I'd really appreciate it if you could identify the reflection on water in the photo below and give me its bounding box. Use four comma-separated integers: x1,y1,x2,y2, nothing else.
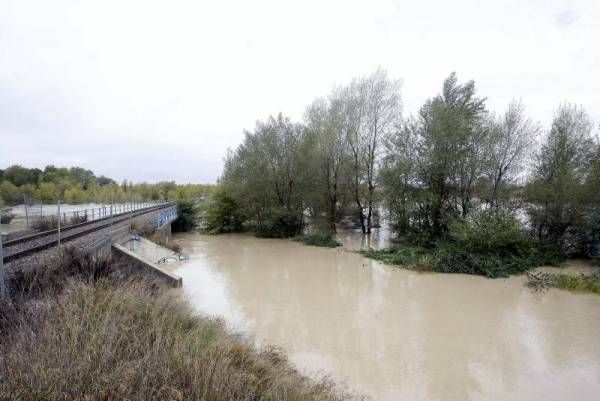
335,227,392,250
172,233,600,401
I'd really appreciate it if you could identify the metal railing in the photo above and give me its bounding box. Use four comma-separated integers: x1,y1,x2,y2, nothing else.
18,199,169,232
156,206,178,228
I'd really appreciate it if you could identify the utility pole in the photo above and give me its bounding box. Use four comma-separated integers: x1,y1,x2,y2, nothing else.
0,209,5,298
110,192,114,236
23,195,29,228
57,200,61,251
129,184,133,232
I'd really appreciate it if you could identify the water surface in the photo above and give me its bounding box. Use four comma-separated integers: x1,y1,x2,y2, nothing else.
172,233,600,401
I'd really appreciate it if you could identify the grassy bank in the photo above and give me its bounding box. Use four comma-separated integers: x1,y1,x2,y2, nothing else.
0,254,357,401
294,234,342,248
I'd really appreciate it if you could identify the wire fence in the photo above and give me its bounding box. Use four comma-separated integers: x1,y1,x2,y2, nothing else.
17,197,168,232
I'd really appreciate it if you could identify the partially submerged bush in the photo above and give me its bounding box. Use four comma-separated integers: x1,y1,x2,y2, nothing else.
172,197,197,232
447,210,530,256
201,187,245,234
295,234,342,248
527,270,600,294
0,209,15,224
361,211,562,278
360,246,429,268
256,211,303,238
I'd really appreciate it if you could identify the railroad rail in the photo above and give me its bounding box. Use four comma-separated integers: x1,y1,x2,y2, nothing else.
2,203,174,264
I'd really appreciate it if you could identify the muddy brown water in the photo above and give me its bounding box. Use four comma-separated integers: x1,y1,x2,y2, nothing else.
172,232,600,401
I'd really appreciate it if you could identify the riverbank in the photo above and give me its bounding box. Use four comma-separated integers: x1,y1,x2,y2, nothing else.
0,252,357,401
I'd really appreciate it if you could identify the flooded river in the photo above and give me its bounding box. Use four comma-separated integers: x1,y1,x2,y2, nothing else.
171,232,600,401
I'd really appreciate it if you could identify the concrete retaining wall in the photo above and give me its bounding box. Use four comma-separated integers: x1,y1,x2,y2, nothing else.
152,222,172,246
111,243,182,287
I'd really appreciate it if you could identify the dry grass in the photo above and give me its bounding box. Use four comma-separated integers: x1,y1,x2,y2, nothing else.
0,256,359,401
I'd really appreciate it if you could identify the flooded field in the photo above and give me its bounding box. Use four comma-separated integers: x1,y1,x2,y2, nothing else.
171,232,600,401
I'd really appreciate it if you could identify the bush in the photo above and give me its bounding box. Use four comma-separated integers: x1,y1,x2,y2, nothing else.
0,180,21,205
295,234,342,248
360,211,562,278
554,272,600,294
447,210,529,256
527,271,600,294
360,246,430,268
31,215,59,231
172,197,197,232
201,187,244,234
429,210,559,278
70,214,88,225
256,211,303,238
0,209,15,224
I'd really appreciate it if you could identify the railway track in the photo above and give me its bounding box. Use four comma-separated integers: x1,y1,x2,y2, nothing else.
2,203,174,264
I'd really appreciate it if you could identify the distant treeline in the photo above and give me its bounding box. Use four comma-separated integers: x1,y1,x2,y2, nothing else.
0,165,213,205
204,69,599,271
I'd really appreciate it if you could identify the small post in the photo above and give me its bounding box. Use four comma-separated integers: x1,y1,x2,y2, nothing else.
110,194,114,235
23,195,29,228
92,208,95,221
57,200,61,251
129,186,133,232
0,209,6,298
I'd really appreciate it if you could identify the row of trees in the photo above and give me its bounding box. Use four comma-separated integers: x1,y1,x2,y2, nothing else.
0,165,213,206
217,69,401,237
213,69,599,256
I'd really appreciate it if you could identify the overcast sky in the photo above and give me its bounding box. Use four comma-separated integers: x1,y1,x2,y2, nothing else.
1,0,598,183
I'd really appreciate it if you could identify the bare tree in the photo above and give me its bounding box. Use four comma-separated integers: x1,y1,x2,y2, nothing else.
344,68,402,234
485,100,539,208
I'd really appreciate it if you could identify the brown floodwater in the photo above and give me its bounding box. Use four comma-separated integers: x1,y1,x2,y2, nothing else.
171,232,600,401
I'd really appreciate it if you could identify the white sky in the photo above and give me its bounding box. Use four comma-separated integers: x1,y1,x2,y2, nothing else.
1,0,598,183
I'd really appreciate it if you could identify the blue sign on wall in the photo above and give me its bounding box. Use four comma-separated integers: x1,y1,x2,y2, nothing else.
156,207,178,228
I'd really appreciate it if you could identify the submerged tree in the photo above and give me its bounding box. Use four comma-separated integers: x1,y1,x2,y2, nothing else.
400,72,487,241
526,104,596,249
221,114,311,237
304,96,351,233
344,68,402,234
483,100,539,208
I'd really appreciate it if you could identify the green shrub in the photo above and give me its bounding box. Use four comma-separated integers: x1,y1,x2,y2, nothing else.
554,273,600,294
172,197,197,232
527,271,600,294
447,210,529,256
31,215,59,231
256,210,303,238
294,234,341,248
201,187,244,234
361,211,562,278
0,209,15,224
360,246,430,268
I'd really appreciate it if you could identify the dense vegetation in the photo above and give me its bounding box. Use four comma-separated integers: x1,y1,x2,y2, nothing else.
0,252,354,401
205,69,599,275
0,164,213,205
294,234,342,248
